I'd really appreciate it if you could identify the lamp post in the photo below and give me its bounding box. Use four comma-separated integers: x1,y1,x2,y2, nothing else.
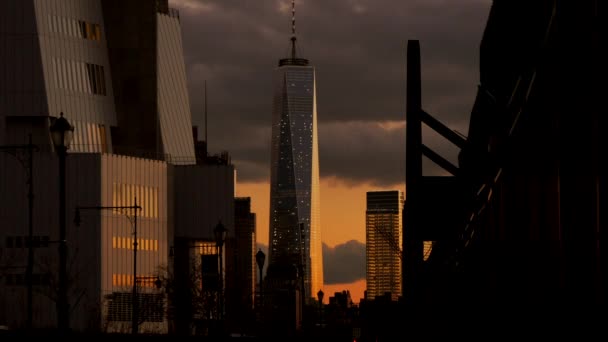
1,134,39,329
50,112,74,333
317,289,324,329
74,198,141,334
213,221,227,326
255,249,265,332
255,249,265,303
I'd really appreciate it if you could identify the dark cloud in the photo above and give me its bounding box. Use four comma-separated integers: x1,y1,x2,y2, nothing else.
173,0,492,184
323,240,366,284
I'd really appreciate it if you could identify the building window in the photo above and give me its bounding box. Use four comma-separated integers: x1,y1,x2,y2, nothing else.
112,183,159,218
86,63,107,96
53,58,107,96
112,237,159,251
78,21,101,41
49,15,103,41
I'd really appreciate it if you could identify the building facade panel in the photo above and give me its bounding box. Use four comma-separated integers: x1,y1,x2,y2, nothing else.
100,154,168,333
0,0,117,151
156,13,196,165
33,0,117,153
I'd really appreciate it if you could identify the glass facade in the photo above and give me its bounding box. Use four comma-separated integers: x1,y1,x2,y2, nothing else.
366,191,404,301
269,63,323,300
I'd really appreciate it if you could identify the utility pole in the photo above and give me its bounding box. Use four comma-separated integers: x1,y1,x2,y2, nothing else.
74,199,141,334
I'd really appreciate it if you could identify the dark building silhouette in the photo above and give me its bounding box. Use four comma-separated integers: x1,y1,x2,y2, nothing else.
358,294,403,342
318,290,359,341
171,144,235,336
225,197,256,334
403,0,606,328
261,262,303,337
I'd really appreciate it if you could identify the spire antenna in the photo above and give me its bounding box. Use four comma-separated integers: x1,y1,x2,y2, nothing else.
278,0,308,66
291,0,297,59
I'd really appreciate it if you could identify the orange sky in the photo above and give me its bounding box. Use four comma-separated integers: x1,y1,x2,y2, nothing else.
236,177,405,304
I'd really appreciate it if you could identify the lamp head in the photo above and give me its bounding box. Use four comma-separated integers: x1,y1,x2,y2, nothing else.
255,249,266,269
49,112,74,154
213,220,227,248
317,289,324,303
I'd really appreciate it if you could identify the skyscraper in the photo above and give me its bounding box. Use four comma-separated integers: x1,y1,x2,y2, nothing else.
268,0,323,300
366,191,404,301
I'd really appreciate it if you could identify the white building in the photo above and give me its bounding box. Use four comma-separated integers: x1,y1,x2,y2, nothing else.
0,0,234,334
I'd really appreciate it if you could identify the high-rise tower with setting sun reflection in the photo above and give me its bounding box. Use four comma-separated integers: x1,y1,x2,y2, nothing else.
268,0,323,301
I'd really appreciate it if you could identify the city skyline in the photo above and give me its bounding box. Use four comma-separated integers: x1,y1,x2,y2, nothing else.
1,0,605,337
172,0,492,301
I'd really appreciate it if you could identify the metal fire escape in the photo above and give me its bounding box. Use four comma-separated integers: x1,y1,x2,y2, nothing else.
445,2,557,270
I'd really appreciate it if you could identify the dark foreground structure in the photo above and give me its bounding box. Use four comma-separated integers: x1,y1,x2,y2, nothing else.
402,0,607,333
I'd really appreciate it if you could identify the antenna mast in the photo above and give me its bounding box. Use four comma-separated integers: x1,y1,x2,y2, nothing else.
278,0,308,66
290,0,297,59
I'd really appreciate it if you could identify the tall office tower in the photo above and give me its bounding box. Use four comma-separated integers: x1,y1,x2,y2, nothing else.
0,0,216,333
268,0,323,300
366,191,404,301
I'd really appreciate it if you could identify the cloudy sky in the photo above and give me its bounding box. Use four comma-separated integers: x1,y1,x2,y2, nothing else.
171,0,492,301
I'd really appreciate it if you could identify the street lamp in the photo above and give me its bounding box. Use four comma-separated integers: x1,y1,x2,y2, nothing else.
317,289,324,328
255,249,265,299
50,112,74,333
213,220,227,325
255,249,265,331
0,134,39,329
74,198,141,334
